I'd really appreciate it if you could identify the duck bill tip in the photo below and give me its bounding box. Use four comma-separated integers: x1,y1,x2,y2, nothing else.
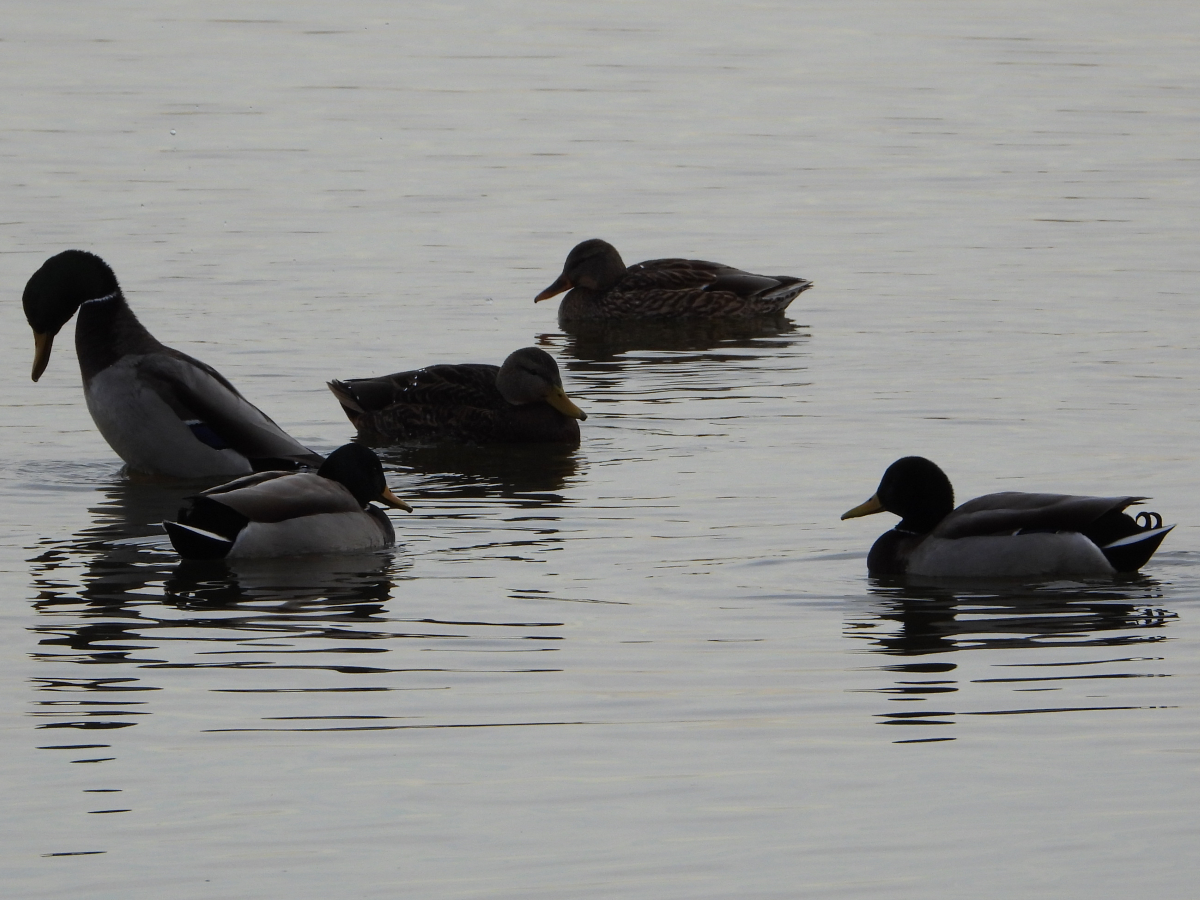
31,331,53,382
381,488,413,512
545,387,586,421
841,494,885,520
534,274,572,303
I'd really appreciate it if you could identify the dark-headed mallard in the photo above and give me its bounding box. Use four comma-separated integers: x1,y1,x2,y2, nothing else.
23,250,323,479
328,347,586,445
164,443,411,559
841,456,1174,578
534,238,812,323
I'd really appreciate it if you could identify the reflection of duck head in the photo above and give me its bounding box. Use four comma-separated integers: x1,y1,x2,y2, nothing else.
848,579,1177,741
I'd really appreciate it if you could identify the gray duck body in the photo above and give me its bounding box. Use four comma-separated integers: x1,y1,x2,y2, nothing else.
23,250,322,479
164,444,410,559
843,457,1173,579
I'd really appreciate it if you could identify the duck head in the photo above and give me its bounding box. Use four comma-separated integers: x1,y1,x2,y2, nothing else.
535,239,627,302
842,456,955,534
318,444,412,511
495,347,587,420
23,250,121,381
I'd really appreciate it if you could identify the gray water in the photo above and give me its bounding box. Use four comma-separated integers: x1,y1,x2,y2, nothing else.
2,2,1199,897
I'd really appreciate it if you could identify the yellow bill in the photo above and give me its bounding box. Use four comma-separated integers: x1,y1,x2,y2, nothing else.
380,488,413,512
841,494,885,520
544,385,587,420
31,331,54,382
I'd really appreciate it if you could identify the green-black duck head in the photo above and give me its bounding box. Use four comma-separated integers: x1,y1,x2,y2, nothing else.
535,239,627,302
842,456,955,535
23,250,121,382
496,347,587,420
319,444,412,511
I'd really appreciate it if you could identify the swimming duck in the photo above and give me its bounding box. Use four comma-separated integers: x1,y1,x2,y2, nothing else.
164,443,411,560
841,456,1174,578
22,250,323,478
534,239,812,323
327,347,587,445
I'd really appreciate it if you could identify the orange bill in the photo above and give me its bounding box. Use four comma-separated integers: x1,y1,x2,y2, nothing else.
31,331,54,382
534,273,572,303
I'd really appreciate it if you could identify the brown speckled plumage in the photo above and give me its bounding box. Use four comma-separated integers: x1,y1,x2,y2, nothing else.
535,239,812,324
328,348,584,446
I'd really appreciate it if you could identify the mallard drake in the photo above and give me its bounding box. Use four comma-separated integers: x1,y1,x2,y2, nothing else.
22,250,323,478
534,238,812,322
841,456,1174,578
163,443,411,560
327,347,587,445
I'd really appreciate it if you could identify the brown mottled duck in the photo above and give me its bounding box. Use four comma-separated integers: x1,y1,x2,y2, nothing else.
534,238,812,323
328,347,586,445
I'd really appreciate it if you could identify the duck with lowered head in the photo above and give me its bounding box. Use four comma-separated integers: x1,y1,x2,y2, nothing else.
22,250,323,478
328,347,587,445
164,443,411,560
535,238,812,324
841,456,1174,578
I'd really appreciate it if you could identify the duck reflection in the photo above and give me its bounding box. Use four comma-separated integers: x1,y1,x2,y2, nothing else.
544,316,804,362
846,578,1176,742
165,553,396,611
372,442,578,501
29,477,191,614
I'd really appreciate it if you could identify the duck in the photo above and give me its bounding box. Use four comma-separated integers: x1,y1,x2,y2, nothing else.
22,250,324,478
534,238,812,323
163,443,411,559
327,347,587,445
841,456,1174,578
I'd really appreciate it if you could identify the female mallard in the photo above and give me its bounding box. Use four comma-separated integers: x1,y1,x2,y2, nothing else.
327,347,587,445
164,443,411,560
841,456,1174,578
534,238,812,323
22,250,323,478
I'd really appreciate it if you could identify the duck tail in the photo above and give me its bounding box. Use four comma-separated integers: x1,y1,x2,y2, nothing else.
164,520,235,560
327,380,365,423
1100,517,1175,573
164,496,249,560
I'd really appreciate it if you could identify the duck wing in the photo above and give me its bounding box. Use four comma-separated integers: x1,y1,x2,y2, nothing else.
933,492,1145,540
609,259,811,316
137,348,324,469
329,364,504,414
200,471,362,522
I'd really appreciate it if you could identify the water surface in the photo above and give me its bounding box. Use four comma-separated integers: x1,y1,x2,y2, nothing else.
2,2,1199,898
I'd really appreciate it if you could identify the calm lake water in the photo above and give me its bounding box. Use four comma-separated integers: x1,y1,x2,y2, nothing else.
2,2,1199,897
